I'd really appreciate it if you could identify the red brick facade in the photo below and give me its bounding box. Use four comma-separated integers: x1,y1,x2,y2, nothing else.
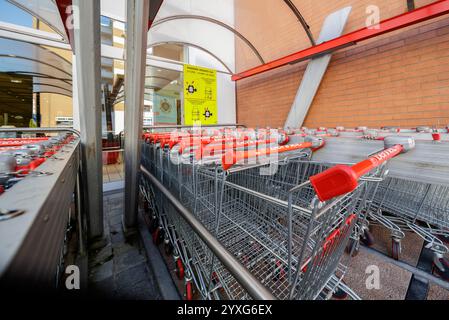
235,0,449,128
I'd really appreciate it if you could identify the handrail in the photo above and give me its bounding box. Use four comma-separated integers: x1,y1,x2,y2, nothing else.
140,165,276,300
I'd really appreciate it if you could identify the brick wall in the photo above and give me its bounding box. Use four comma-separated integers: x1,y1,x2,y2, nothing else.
235,0,449,128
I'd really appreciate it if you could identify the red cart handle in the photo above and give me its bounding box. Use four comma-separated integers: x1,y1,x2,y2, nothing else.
302,213,356,273
310,144,403,202
196,138,276,160
0,137,48,141
221,142,316,171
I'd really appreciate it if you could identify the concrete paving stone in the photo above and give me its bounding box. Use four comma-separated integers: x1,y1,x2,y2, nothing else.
117,279,159,300
112,240,138,257
106,192,124,200
427,283,449,300
89,259,114,283
102,219,111,235
89,243,113,268
111,229,125,245
109,214,122,227
108,201,123,211
113,248,146,274
89,275,116,298
343,248,412,300
108,208,123,218
115,262,150,290
88,191,162,300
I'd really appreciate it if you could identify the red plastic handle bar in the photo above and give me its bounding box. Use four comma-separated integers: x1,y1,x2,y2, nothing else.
0,137,48,141
310,144,403,202
15,158,46,175
221,142,314,171
177,137,215,153
322,214,356,252
0,139,49,147
302,214,356,273
432,133,441,141
196,138,276,160
177,136,255,154
143,132,202,143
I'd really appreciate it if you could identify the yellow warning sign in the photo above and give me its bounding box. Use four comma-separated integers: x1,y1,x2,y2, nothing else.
183,64,217,125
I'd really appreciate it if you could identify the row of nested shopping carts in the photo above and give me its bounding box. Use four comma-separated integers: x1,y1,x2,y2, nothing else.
139,125,449,300
0,133,76,197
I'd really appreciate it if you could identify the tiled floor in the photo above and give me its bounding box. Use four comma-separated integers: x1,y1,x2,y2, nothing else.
88,191,161,299
103,163,124,183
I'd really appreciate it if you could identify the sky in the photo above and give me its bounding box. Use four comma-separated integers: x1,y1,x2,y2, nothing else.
0,0,33,27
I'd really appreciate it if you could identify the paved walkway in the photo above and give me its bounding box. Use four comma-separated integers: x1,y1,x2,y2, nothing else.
87,191,161,299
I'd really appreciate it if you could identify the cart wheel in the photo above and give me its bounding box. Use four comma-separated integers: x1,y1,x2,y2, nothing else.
332,287,348,300
143,200,150,213
164,239,173,255
437,234,449,245
185,281,193,301
432,257,449,281
391,240,401,261
274,260,286,281
345,238,359,257
176,258,185,280
152,227,164,245
211,272,219,285
361,229,375,247
149,218,158,233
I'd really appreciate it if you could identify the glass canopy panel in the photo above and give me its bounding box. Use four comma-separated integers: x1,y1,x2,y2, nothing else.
0,36,72,97
145,66,181,90
156,0,235,27
152,0,316,73
234,0,312,71
0,38,72,77
150,43,185,63
0,0,33,27
32,75,71,96
187,46,230,73
149,19,236,73
7,0,68,41
0,56,71,81
100,0,125,22
33,83,71,96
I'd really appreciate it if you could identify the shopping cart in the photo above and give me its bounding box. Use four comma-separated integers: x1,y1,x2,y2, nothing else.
327,133,449,278
368,174,449,277
140,129,412,299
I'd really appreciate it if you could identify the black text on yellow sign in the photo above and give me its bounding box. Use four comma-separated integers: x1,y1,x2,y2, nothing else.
183,64,217,125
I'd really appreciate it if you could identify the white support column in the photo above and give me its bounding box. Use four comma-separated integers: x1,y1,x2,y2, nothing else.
72,0,104,239
123,0,150,231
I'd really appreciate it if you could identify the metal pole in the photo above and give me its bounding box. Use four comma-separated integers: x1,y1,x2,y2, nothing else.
72,0,104,239
140,166,276,300
124,0,150,231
